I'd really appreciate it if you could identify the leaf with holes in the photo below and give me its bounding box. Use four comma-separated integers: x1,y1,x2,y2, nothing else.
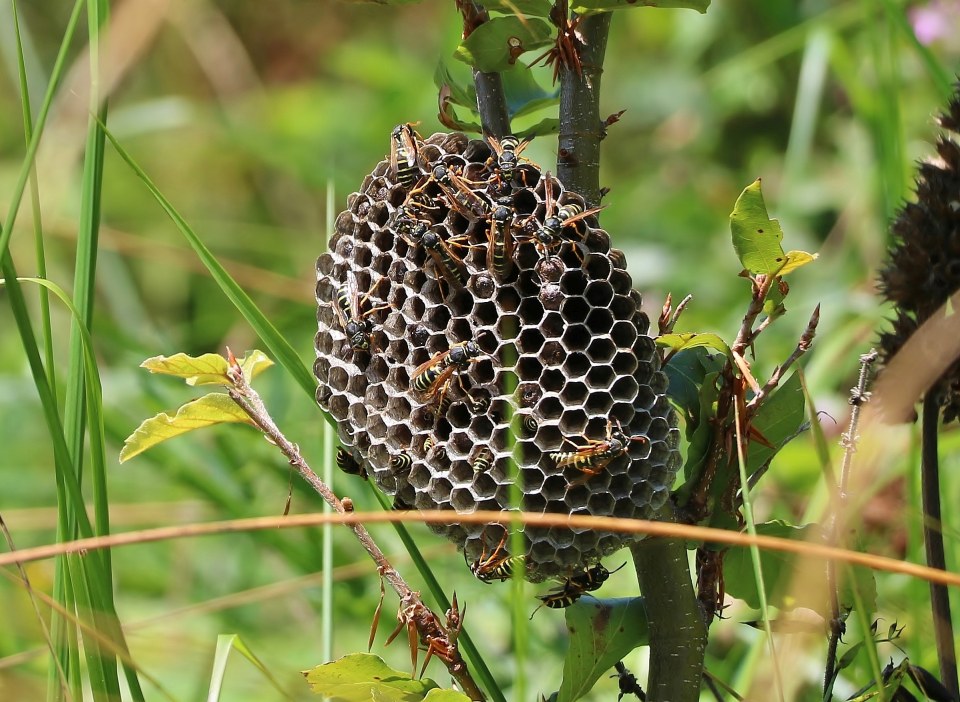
454,16,553,73
555,597,648,702
730,179,817,276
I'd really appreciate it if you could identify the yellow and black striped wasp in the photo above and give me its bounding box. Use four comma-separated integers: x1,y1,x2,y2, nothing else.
486,204,517,280
527,172,603,265
336,446,367,480
411,340,483,412
421,229,469,288
486,134,530,185
334,274,390,352
467,527,526,583
430,163,491,221
550,418,647,484
531,562,625,616
389,122,423,189
471,447,493,475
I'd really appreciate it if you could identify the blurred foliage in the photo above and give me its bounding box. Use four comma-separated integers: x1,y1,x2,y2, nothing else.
1,0,959,700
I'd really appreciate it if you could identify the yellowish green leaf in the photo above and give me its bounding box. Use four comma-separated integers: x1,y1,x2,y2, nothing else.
140,350,273,387
119,393,255,463
141,352,230,386
779,250,818,275
238,349,274,381
302,653,438,701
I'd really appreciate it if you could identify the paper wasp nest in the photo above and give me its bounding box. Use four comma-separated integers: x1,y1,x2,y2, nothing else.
314,131,680,581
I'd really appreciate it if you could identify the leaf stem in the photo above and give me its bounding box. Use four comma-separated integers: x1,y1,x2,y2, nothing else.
921,391,959,699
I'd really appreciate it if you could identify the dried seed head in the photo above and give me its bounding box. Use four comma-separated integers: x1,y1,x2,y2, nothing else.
877,83,960,423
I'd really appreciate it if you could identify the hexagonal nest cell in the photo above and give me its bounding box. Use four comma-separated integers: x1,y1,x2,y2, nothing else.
314,128,680,582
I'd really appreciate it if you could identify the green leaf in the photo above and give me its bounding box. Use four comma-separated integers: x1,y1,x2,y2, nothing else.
302,653,440,701
572,0,710,14
516,118,559,139
119,393,255,463
745,371,805,473
486,0,553,15
657,332,731,358
556,597,648,702
675,369,720,498
434,61,477,109
663,347,725,425
723,522,876,615
454,16,553,73
729,179,817,276
501,63,559,119
422,690,473,702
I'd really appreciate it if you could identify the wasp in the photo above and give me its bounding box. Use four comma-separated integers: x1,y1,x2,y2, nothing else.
334,274,390,352
336,446,367,480
389,452,413,473
486,204,517,280
423,435,447,461
421,229,468,288
466,392,491,415
471,447,493,475
551,419,647,483
568,562,626,592
522,415,539,435
486,134,530,184
468,528,526,583
390,122,423,188
530,562,623,617
528,172,603,264
430,164,491,220
411,340,482,411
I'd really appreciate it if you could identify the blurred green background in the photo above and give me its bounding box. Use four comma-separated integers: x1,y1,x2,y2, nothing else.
1,1,959,699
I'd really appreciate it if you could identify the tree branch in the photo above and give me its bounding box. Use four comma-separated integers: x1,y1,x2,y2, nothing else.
457,0,511,137
631,505,707,702
557,11,611,203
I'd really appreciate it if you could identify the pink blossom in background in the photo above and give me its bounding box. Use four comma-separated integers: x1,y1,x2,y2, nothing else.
909,0,960,46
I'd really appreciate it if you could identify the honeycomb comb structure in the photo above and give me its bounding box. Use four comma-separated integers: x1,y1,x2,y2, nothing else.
314,131,680,581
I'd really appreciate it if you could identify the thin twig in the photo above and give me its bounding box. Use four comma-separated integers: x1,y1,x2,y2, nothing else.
0,513,72,700
731,273,777,356
658,293,693,337
921,392,959,699
822,350,877,700
224,358,485,701
746,304,820,416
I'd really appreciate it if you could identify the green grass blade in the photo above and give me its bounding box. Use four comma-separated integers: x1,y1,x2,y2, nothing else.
102,128,319,401
8,276,148,701
207,634,297,701
12,4,56,390
0,0,85,265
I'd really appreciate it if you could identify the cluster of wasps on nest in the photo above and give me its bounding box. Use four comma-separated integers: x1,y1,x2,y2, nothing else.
324,123,650,611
